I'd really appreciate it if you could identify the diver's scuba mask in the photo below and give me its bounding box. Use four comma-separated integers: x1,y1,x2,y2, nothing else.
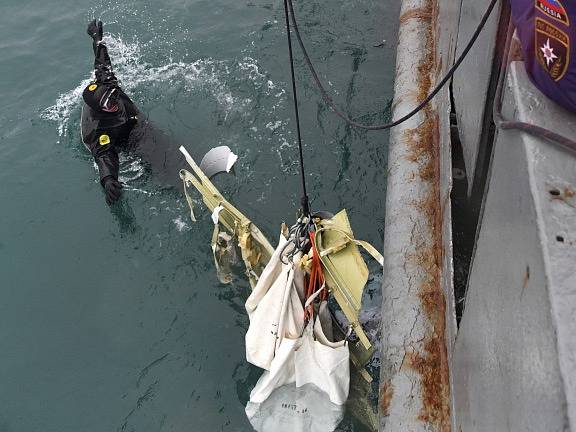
99,88,119,112
82,83,120,113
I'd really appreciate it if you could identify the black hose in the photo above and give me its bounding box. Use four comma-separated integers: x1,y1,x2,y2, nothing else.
287,0,499,130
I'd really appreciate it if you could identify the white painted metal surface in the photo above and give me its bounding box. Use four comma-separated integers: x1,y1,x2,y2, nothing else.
452,61,576,431
436,0,462,374
452,0,501,193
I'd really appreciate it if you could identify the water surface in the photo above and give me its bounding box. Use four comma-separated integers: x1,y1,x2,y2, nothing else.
0,0,399,430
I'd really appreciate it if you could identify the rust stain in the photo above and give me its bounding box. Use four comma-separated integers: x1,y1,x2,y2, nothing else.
510,38,524,61
399,6,433,24
550,186,576,209
521,265,530,298
398,0,451,430
523,265,530,290
379,380,394,417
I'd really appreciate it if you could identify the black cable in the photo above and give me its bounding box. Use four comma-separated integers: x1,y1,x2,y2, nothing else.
499,122,576,150
283,0,311,215
287,0,499,130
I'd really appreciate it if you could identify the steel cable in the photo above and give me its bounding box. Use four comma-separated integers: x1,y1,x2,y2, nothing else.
287,0,500,130
283,0,311,216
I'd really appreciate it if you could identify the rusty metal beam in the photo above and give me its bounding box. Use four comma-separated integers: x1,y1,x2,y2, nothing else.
379,0,459,430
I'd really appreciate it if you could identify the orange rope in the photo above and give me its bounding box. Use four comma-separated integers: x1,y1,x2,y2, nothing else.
304,231,326,322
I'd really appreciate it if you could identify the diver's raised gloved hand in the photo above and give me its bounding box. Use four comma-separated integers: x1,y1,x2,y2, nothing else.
102,176,122,205
87,19,103,42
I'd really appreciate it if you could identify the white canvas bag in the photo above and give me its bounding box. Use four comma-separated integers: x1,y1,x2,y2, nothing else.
245,234,304,370
248,264,305,403
249,300,349,406
294,301,350,405
245,383,345,432
245,235,350,430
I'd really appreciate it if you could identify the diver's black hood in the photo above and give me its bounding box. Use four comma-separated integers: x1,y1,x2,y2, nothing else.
82,82,115,111
82,82,137,129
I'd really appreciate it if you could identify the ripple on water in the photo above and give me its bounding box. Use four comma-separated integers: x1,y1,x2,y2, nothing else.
32,1,394,429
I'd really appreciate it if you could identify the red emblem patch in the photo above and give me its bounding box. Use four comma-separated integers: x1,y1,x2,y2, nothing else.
535,0,570,26
535,18,570,81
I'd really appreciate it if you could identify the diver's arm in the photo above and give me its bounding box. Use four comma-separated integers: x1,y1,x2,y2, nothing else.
84,131,120,183
93,44,118,85
93,143,120,185
93,42,113,71
91,141,122,205
87,20,117,85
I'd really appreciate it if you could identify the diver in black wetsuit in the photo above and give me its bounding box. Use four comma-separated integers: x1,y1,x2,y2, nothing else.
82,20,139,205
81,20,188,205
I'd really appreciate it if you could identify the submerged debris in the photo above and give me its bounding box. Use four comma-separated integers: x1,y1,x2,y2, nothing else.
178,145,384,431
199,145,238,179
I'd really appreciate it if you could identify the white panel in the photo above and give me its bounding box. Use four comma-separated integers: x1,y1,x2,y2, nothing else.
452,0,501,193
452,62,576,431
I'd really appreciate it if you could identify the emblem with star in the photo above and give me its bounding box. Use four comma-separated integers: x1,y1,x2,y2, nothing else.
540,38,558,66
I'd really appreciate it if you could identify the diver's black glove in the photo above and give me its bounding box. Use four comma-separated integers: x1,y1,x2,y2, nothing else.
87,19,104,42
102,176,122,205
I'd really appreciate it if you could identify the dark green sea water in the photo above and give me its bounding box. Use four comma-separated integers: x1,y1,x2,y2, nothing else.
0,0,398,430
